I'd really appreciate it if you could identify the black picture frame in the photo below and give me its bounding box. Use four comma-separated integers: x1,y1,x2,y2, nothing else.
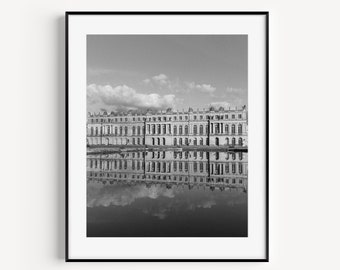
65,11,269,262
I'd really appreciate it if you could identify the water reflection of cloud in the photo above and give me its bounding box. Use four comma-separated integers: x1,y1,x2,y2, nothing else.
88,182,247,220
87,182,176,208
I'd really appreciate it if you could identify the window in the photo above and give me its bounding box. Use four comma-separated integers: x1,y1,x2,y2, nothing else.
162,138,166,145
132,138,135,145
173,126,177,135
185,125,188,135
200,162,204,172
115,127,118,135
238,137,243,146
194,138,197,145
132,126,136,135
174,116,177,121
238,114,242,119
238,124,243,135
199,125,203,135
232,114,235,119
231,124,236,135
137,138,140,145
225,124,229,134
193,162,197,172
179,116,182,120
119,126,123,135
185,138,189,145
193,125,197,135
124,126,128,135
200,138,203,145
137,126,141,135
193,115,197,120
179,126,183,135
179,138,183,145
157,138,160,145
239,163,243,174
200,115,203,120
232,137,236,146
174,138,177,145
225,163,229,173
163,124,166,134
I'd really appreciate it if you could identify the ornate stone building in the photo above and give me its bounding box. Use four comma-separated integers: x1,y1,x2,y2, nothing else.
87,106,248,147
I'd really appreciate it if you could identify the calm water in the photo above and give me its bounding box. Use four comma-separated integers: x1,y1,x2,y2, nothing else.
87,150,248,237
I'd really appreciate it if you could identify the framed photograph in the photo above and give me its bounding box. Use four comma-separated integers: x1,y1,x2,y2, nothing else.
66,11,269,261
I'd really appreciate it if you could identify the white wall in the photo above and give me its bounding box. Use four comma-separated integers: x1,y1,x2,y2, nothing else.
1,0,340,269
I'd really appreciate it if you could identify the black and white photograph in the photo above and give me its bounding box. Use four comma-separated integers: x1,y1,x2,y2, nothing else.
86,35,248,237
66,12,268,261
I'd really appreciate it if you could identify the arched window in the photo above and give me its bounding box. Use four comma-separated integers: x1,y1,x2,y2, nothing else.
193,125,197,135
174,138,177,145
157,124,161,134
225,124,229,134
152,138,155,145
137,138,140,145
179,138,183,145
137,126,141,135
162,138,166,145
238,137,243,146
232,137,236,146
225,137,229,145
194,138,197,145
119,126,122,135
185,138,189,145
115,127,118,135
107,126,110,134
206,138,209,145
91,127,94,135
200,138,203,145
132,126,136,135
174,126,177,135
125,126,128,135
95,127,98,135
185,125,188,135
152,124,156,134
231,124,235,135
199,125,203,135
163,124,166,134
157,138,160,145
132,138,135,145
238,124,242,135
215,137,219,146
179,126,183,135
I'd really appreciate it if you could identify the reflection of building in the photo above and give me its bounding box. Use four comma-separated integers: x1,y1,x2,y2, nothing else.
87,106,248,147
87,151,248,191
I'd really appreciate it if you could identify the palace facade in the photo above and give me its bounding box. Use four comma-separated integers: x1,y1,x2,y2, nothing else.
87,106,248,147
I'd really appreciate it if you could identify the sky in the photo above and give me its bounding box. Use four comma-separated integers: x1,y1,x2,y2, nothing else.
87,35,247,113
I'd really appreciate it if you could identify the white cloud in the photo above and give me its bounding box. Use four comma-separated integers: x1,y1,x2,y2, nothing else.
87,84,176,112
151,74,168,85
186,81,216,94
